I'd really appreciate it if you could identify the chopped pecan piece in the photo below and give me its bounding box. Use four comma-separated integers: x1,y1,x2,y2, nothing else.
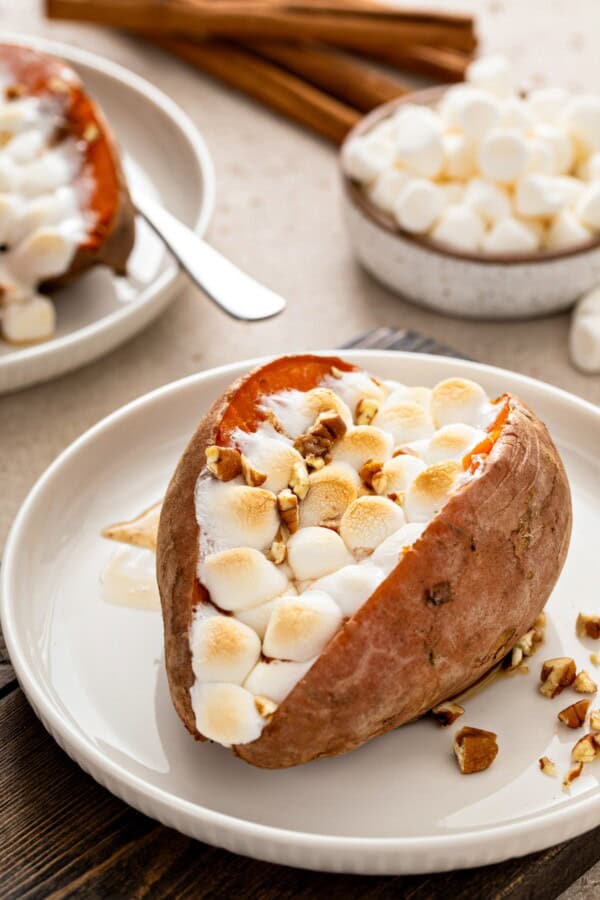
355,397,379,425
572,732,600,764
293,411,346,462
359,459,383,490
277,489,299,534
254,695,278,719
205,445,242,481
288,459,309,499
590,710,600,732
574,670,598,694
562,762,583,791
539,657,577,698
558,699,591,729
577,613,600,640
241,455,267,487
431,701,464,726
453,726,498,774
267,530,287,565
538,756,558,777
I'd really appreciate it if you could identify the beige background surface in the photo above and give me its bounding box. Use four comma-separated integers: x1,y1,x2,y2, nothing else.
0,1,599,894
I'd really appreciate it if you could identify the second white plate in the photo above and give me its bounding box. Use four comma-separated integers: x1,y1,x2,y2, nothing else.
2,351,600,874
0,32,215,394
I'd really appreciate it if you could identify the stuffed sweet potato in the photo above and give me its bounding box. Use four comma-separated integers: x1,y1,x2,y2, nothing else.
157,354,572,768
0,43,134,344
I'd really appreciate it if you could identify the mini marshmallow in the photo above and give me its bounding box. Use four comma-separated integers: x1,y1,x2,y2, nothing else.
199,547,288,611
555,176,585,208
244,658,315,703
393,105,444,177
0,97,41,132
190,615,261,684
442,132,475,180
448,87,501,140
478,128,530,183
11,227,75,282
431,378,492,428
530,123,574,175
371,522,427,573
263,590,343,662
374,400,435,444
441,181,466,205
304,387,354,429
299,462,359,528
546,209,592,250
340,496,405,558
5,129,48,164
235,590,295,640
577,152,600,182
430,204,485,253
287,527,353,581
463,177,511,225
525,137,555,175
425,424,485,465
500,97,535,132
323,370,386,411
569,286,600,373
482,217,540,254
311,564,384,617
466,54,513,98
383,385,432,410
1,294,55,344
576,182,600,229
404,460,461,523
342,134,395,183
19,146,80,196
561,95,600,153
528,87,570,123
371,453,426,496
190,682,264,746
195,480,280,551
233,427,302,494
515,174,565,217
330,425,392,471
393,179,444,234
368,168,411,214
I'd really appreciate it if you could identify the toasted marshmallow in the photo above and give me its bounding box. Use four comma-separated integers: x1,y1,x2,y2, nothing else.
235,588,296,639
463,178,511,226
371,523,427,573
393,178,444,234
528,87,570,123
478,128,530,183
190,614,261,684
261,387,353,438
569,287,600,373
393,105,444,178
482,217,540,254
577,182,600,229
466,54,513,98
430,204,485,253
442,132,475,180
383,385,432,410
530,123,574,175
425,424,485,465
577,152,600,182
404,460,461,522
342,134,395,183
312,564,384,617
299,462,359,528
561,95,600,153
323,370,386,412
330,425,392,471
263,590,343,661
1,295,55,344
190,682,265,746
546,210,592,250
340,496,405,558
431,378,492,428
372,453,426,496
374,401,435,444
368,168,411,214
287,527,353,581
199,547,288,611
195,479,279,552
515,174,565,217
233,427,303,494
244,658,315,703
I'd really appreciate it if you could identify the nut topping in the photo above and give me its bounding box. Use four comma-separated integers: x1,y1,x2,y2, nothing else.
539,657,577,698
267,529,288,565
83,122,100,143
506,626,542,670
293,411,347,462
538,756,558,778
590,710,600,732
431,701,464,726
574,670,598,694
355,397,379,425
453,726,498,774
577,613,600,640
277,489,300,534
572,732,600,764
330,366,344,379
558,698,591,729
359,459,383,490
5,83,26,100
254,695,278,719
241,454,267,487
289,459,310,499
592,653,600,667
563,762,584,791
205,445,243,481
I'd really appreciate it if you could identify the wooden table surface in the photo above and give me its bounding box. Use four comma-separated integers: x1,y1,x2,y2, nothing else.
2,1,600,897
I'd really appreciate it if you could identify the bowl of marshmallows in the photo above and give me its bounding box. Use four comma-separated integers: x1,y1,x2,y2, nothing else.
341,55,600,320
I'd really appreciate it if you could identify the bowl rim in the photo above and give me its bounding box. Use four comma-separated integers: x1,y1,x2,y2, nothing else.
340,86,600,266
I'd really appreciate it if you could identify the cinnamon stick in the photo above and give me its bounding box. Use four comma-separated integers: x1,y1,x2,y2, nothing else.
250,41,407,111
46,0,477,55
152,37,360,144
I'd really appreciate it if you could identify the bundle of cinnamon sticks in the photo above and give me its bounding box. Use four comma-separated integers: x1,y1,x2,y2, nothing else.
46,0,478,143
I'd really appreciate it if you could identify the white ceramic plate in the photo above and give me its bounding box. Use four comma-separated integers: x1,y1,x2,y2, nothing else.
0,33,215,394
2,351,600,875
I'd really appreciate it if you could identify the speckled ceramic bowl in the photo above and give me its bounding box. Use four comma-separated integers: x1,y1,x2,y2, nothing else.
341,89,600,320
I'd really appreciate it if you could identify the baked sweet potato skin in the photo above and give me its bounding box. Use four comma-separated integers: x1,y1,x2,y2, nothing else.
0,43,134,282
157,356,572,767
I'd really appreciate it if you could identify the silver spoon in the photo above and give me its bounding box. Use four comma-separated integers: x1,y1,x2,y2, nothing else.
131,188,286,322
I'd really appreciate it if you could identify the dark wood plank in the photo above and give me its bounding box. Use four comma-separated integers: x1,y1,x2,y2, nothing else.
0,626,16,692
1,686,600,900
